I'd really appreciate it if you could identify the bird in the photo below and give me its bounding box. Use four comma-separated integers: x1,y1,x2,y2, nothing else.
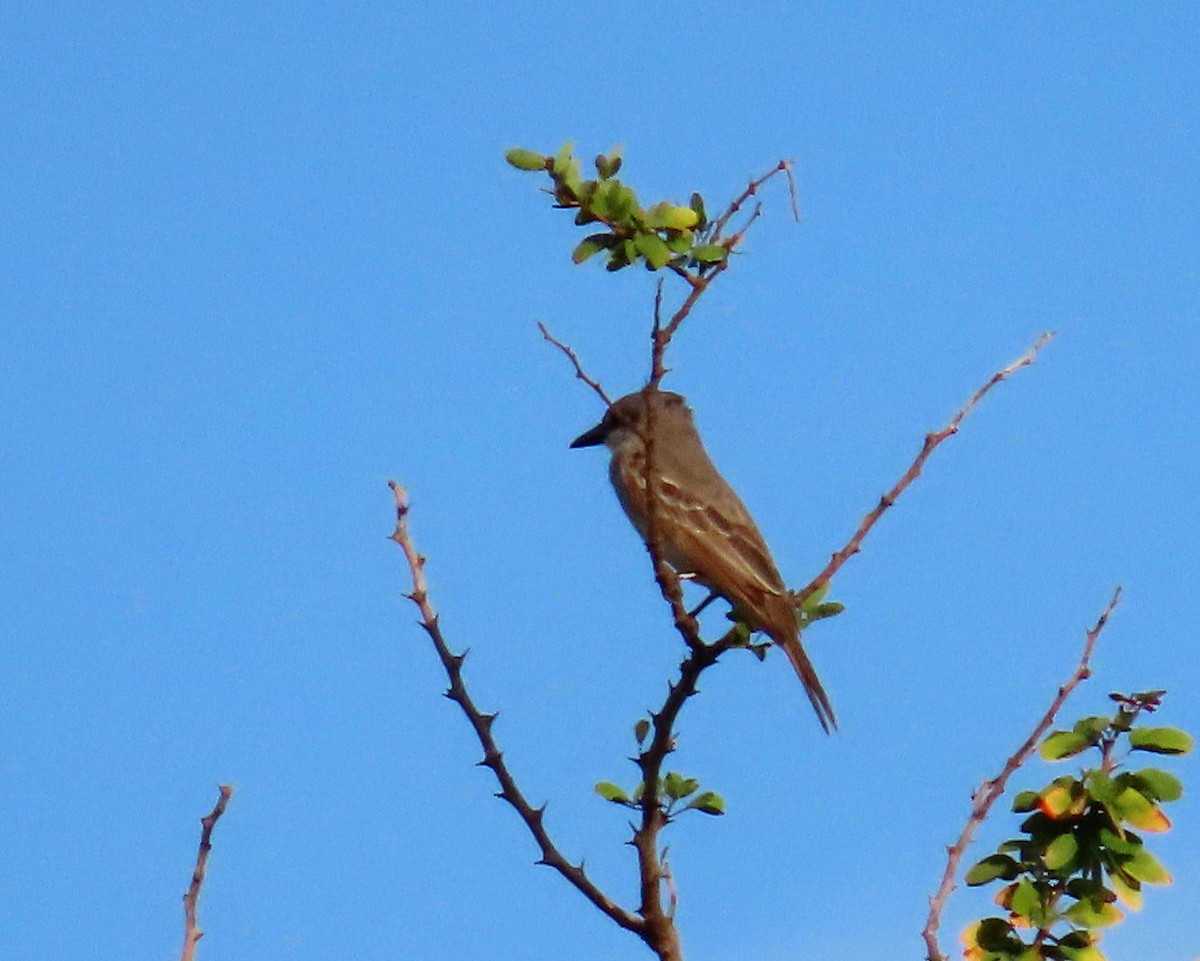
570,388,836,731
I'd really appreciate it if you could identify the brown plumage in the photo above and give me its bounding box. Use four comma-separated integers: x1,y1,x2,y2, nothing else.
571,389,836,732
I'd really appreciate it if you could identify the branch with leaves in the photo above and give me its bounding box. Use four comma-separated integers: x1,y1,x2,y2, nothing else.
958,687,1191,961
922,589,1120,960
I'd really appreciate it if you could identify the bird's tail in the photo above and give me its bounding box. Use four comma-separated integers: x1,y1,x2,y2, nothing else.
778,633,837,733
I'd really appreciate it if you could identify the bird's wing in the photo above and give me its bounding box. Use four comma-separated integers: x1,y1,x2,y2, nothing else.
653,471,786,602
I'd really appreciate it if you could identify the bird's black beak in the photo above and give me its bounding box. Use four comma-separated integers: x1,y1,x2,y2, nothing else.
570,420,608,449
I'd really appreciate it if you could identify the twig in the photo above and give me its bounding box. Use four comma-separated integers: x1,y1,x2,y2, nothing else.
180,785,233,961
538,321,613,406
795,332,1055,605
388,482,643,938
710,160,796,237
649,162,792,387
921,586,1123,961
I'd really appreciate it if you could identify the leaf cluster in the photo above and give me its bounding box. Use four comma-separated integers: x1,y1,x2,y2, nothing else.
594,717,726,820
595,774,726,819
963,692,1192,961
505,144,728,273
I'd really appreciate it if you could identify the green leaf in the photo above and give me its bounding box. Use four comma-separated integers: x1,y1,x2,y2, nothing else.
1058,930,1098,949
1008,878,1043,922
692,243,728,263
663,772,699,800
665,230,693,254
505,147,548,171
552,142,576,175
1064,877,1110,902
1064,897,1123,928
594,148,623,180
799,581,829,608
1128,726,1194,755
661,205,699,230
634,719,651,745
1130,767,1183,803
1040,730,1092,761
1073,715,1111,739
1113,786,1171,832
607,183,638,222
1098,827,1139,856
634,231,671,270
965,853,1020,885
595,781,630,804
1121,846,1172,884
572,233,613,264
1012,790,1040,813
1086,770,1118,806
689,191,707,227
1044,832,1079,871
970,917,1020,952
686,791,725,815
1038,783,1082,818
1110,872,1143,910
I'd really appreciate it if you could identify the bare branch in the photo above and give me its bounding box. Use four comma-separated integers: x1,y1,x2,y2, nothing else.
538,321,613,406
922,586,1123,961
388,482,643,937
796,332,1055,605
179,785,233,961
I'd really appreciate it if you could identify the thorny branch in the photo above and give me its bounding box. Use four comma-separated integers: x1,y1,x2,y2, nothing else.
921,586,1123,961
795,331,1055,606
388,483,644,940
179,784,233,961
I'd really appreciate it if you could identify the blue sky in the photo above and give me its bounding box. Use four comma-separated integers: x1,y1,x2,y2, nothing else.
2,4,1197,959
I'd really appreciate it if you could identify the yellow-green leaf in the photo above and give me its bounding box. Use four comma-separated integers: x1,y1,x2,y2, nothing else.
1045,833,1079,870
505,147,547,171
1122,846,1172,885
1129,726,1194,755
1114,787,1171,832
1064,898,1123,928
1041,730,1091,760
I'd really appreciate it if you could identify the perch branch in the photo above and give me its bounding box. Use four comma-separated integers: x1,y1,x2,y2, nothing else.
179,784,233,961
796,331,1055,605
921,586,1123,961
388,482,643,937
